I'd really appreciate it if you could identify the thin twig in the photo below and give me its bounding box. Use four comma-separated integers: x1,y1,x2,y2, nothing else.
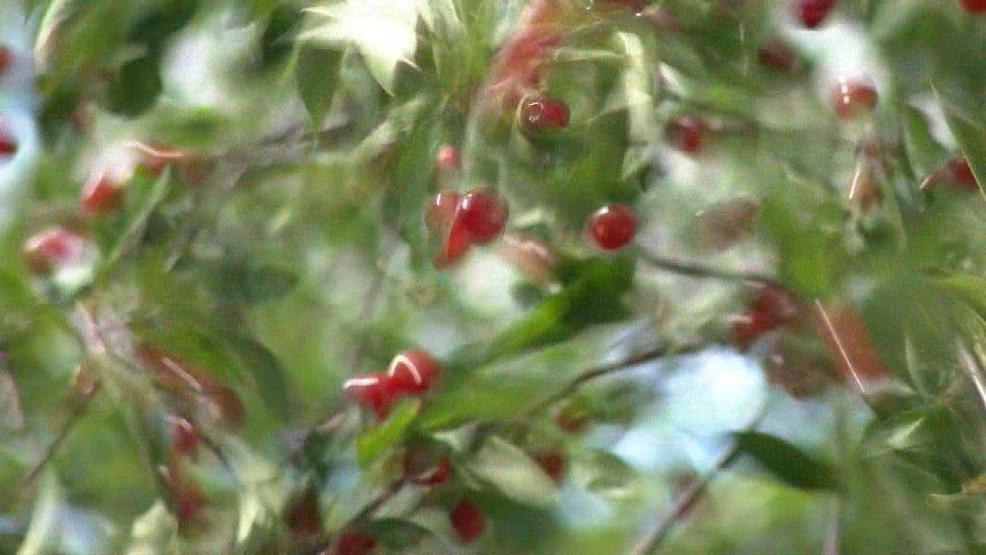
631,441,742,555
310,477,407,554
23,389,99,486
637,247,778,286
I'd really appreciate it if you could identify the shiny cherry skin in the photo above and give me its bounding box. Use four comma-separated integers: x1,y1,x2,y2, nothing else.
588,203,636,251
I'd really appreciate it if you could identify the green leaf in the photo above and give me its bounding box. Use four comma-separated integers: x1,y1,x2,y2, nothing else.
207,260,299,305
259,5,302,70
364,518,431,548
734,431,838,491
356,399,420,468
103,48,164,116
296,45,343,125
226,335,292,420
466,436,559,507
301,0,419,94
934,83,986,198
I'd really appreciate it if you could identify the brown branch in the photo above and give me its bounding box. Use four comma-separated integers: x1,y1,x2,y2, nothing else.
631,441,742,555
637,247,778,286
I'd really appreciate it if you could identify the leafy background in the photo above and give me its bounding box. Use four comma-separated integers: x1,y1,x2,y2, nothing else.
0,0,985,553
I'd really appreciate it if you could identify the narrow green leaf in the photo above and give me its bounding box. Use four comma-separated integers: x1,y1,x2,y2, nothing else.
466,436,559,507
296,45,343,125
734,431,837,490
934,83,986,198
356,399,420,468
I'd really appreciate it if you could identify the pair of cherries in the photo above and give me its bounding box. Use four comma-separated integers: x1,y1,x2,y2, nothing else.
343,350,441,418
428,189,509,267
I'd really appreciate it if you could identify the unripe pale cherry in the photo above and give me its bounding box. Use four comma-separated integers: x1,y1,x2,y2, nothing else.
795,0,836,28
521,96,570,130
23,227,87,273
960,0,986,13
80,174,122,216
386,349,441,395
830,78,878,119
588,203,636,251
665,115,708,154
436,145,460,170
449,499,486,542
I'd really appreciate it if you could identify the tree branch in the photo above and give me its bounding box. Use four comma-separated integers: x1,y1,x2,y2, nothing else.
637,247,779,286
23,385,99,486
631,440,742,555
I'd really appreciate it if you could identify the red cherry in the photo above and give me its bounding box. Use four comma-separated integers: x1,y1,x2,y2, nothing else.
731,309,778,349
521,96,570,130
436,145,460,170
80,174,122,215
205,385,246,427
171,417,199,457
588,203,636,251
535,451,566,484
830,78,878,119
665,115,707,154
333,531,377,555
285,487,323,538
757,39,798,72
175,488,205,526
343,372,395,419
457,189,508,245
947,156,979,190
425,191,461,233
0,45,11,75
23,227,86,272
731,284,799,349
795,0,836,28
960,0,986,12
387,349,441,395
434,216,474,268
555,406,589,433
0,128,17,157
404,450,451,486
449,499,486,543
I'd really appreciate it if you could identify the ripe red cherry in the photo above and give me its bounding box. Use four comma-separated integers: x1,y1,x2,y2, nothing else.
795,0,836,28
665,115,708,154
960,0,986,13
404,449,451,486
535,451,566,484
332,531,377,555
425,191,461,233
0,45,11,75
449,499,486,543
521,96,570,130
171,417,199,457
0,128,17,157
343,372,396,419
588,203,636,251
732,284,798,349
387,349,441,395
434,216,473,268
757,39,798,72
80,174,122,215
23,227,86,272
830,78,878,119
436,145,460,170
457,189,509,245
948,156,979,190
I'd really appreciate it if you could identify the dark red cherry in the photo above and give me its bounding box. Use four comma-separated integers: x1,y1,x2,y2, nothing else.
171,417,199,458
665,115,708,154
80,174,122,215
343,372,396,419
449,499,486,543
588,203,636,251
285,487,323,538
0,45,11,75
0,128,17,157
332,531,377,555
404,449,451,486
757,39,798,72
795,0,836,28
521,96,570,130
457,189,508,245
732,284,798,349
426,191,461,233
831,78,877,119
555,404,589,433
387,349,441,395
535,451,566,484
960,0,986,13
948,156,979,190
23,227,86,272
436,145,460,170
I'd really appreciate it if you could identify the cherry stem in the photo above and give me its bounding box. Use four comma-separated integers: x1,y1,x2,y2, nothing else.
23,381,101,487
631,439,742,555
